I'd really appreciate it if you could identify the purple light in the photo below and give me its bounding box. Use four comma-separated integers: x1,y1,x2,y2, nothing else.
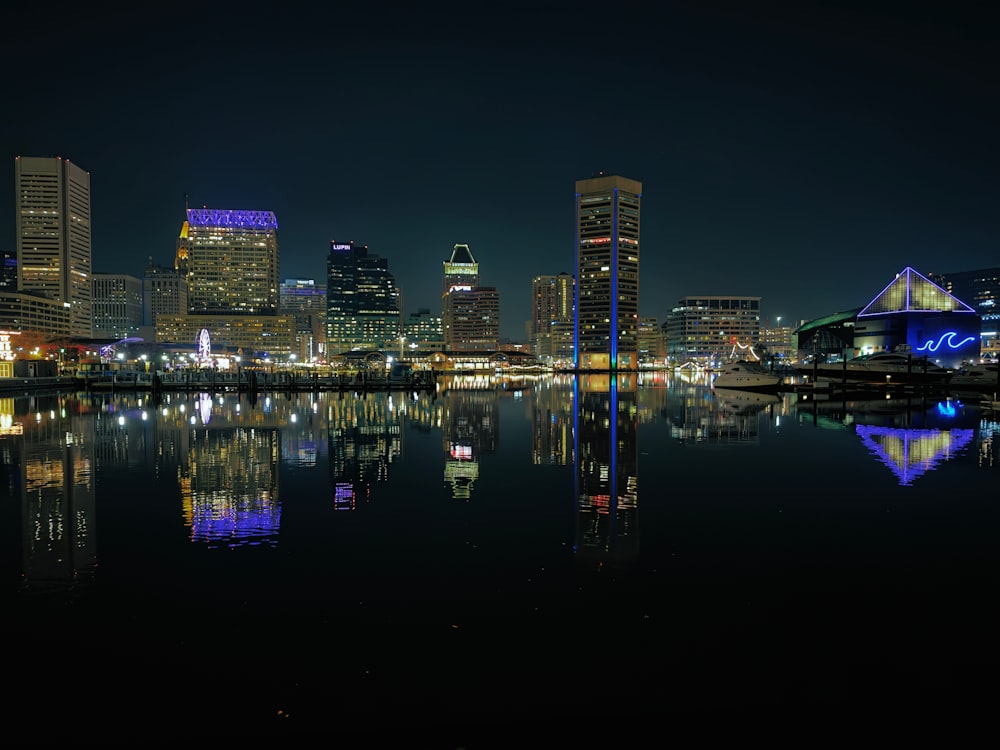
187,208,278,230
856,425,974,486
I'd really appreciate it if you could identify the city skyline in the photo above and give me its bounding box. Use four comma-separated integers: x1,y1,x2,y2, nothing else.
2,2,996,341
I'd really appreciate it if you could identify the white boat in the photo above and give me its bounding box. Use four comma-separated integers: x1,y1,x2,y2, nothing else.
797,351,952,386
711,360,784,390
949,362,999,390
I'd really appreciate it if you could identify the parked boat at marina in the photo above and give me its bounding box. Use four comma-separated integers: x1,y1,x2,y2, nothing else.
949,361,999,390
797,351,953,386
711,360,784,391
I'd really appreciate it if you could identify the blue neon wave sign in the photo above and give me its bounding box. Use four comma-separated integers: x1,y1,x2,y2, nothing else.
915,331,977,353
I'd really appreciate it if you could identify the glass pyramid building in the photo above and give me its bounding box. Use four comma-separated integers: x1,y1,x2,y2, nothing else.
858,266,977,317
852,266,980,367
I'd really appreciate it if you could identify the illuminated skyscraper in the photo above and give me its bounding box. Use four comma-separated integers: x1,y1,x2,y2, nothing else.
442,243,499,351
326,241,400,353
14,156,93,337
183,208,280,315
531,272,574,362
574,174,642,370
91,272,142,340
442,243,479,297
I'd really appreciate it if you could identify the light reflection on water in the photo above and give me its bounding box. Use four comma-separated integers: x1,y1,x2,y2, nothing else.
2,375,999,735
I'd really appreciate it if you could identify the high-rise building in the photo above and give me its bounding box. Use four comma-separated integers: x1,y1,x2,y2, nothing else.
326,241,401,353
441,243,500,352
183,208,280,315
142,259,189,329
637,316,665,365
444,286,500,351
279,278,327,362
530,272,575,362
574,174,642,370
92,273,143,340
15,156,93,337
664,296,762,365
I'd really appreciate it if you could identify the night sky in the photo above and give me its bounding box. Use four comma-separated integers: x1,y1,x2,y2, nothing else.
2,1,996,340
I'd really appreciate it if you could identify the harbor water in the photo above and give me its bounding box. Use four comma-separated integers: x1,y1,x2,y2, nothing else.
3,372,999,740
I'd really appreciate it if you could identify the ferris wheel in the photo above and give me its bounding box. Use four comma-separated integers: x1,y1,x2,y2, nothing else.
197,328,212,364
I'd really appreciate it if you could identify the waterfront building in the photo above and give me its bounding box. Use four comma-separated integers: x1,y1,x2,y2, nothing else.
91,273,142,340
444,286,500,352
796,266,979,369
530,273,574,363
14,156,92,337
574,173,642,370
403,307,445,355
637,316,665,366
760,320,795,362
154,313,295,360
664,296,762,366
280,278,327,362
326,241,401,354
929,267,1000,361
183,208,280,315
141,260,188,342
441,244,499,352
0,292,70,339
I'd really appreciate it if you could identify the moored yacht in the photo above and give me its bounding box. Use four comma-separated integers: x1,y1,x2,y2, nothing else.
949,361,999,390
798,351,953,386
711,360,784,390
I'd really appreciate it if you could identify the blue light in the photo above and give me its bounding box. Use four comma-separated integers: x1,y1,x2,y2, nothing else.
915,331,977,352
936,401,957,417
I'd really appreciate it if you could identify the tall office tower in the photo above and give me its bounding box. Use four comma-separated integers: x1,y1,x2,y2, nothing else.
664,295,762,365
444,286,500,351
574,173,642,370
279,278,327,362
15,156,93,337
183,208,280,315
92,273,143,340
142,259,189,327
530,272,575,361
326,241,400,353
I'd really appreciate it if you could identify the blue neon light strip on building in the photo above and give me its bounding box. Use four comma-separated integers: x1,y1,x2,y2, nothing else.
915,331,977,352
610,188,618,369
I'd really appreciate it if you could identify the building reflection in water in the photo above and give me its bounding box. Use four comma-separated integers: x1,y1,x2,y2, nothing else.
440,376,498,500
327,392,407,510
180,426,280,547
856,424,975,485
574,373,638,568
531,374,574,465
1,394,97,598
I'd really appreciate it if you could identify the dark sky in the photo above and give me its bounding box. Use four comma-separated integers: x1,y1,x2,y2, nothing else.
2,1,996,339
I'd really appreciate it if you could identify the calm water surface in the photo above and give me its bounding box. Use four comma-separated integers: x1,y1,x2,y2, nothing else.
4,372,999,739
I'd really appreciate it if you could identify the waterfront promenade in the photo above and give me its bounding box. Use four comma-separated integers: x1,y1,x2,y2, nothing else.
0,369,439,394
